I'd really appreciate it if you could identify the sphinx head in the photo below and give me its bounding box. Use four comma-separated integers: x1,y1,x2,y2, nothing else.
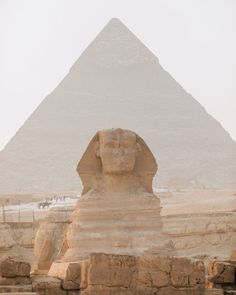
94,129,141,175
77,128,157,194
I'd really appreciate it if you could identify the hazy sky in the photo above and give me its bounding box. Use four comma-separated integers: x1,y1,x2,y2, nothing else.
0,0,236,151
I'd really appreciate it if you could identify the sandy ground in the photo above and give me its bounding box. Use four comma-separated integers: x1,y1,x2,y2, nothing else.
159,189,236,216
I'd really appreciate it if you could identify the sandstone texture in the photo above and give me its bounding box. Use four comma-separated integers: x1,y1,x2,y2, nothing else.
0,257,33,294
48,261,88,290
32,206,72,273
74,253,205,294
39,253,205,294
0,257,30,278
32,275,66,295
207,258,236,294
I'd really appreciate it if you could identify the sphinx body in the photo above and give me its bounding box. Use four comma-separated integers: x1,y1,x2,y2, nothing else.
60,128,171,262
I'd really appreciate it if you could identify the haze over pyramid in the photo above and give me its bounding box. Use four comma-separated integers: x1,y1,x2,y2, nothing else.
0,18,236,194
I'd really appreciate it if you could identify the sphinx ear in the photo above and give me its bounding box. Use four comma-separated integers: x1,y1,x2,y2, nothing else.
94,141,100,158
135,142,142,157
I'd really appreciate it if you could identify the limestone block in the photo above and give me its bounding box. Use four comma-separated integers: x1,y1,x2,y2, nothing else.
88,253,136,288
158,286,204,295
0,275,31,285
137,255,171,272
171,257,191,287
32,276,66,295
0,285,33,292
208,261,235,284
189,260,205,287
171,257,205,288
136,256,171,289
48,260,88,290
80,286,134,295
68,291,80,295
0,258,30,278
205,289,224,295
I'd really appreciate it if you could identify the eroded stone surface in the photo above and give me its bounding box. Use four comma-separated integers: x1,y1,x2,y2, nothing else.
0,275,31,285
32,276,66,295
0,258,30,278
208,260,235,284
79,253,205,295
32,206,72,273
48,260,88,290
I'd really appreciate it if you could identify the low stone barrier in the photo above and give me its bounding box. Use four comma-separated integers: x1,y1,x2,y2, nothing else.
41,253,206,295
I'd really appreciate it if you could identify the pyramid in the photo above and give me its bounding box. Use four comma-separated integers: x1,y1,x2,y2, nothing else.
0,18,235,194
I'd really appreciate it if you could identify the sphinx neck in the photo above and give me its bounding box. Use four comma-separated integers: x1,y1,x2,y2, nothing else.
101,173,140,194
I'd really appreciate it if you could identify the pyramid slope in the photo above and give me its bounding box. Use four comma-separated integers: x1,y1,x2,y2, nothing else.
0,18,236,194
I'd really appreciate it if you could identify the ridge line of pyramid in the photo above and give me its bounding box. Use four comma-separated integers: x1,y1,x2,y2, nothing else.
68,18,160,73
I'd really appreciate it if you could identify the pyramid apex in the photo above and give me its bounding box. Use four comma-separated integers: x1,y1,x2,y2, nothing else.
104,18,129,30
107,18,123,24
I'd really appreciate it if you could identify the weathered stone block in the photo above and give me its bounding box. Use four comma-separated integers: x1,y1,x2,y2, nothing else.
137,255,172,273
0,284,33,292
68,291,80,295
0,275,31,285
32,276,66,295
48,260,88,290
171,257,191,287
88,253,136,288
209,261,235,284
0,258,30,278
171,257,205,288
157,286,204,295
205,289,224,295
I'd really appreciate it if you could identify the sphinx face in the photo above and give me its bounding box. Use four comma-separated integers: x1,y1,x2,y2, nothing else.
98,129,137,175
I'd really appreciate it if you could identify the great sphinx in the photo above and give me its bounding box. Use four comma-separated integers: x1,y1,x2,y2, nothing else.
33,128,172,273
58,128,171,262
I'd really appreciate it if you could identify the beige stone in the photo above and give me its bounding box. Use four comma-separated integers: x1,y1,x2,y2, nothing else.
32,276,66,295
32,207,71,273
78,253,205,295
205,289,224,295
48,260,88,290
0,285,33,293
88,253,136,288
136,256,171,289
0,275,31,285
171,257,205,288
157,286,204,295
0,257,30,278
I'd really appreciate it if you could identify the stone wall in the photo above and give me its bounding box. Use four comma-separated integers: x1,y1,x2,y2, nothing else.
44,253,205,295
